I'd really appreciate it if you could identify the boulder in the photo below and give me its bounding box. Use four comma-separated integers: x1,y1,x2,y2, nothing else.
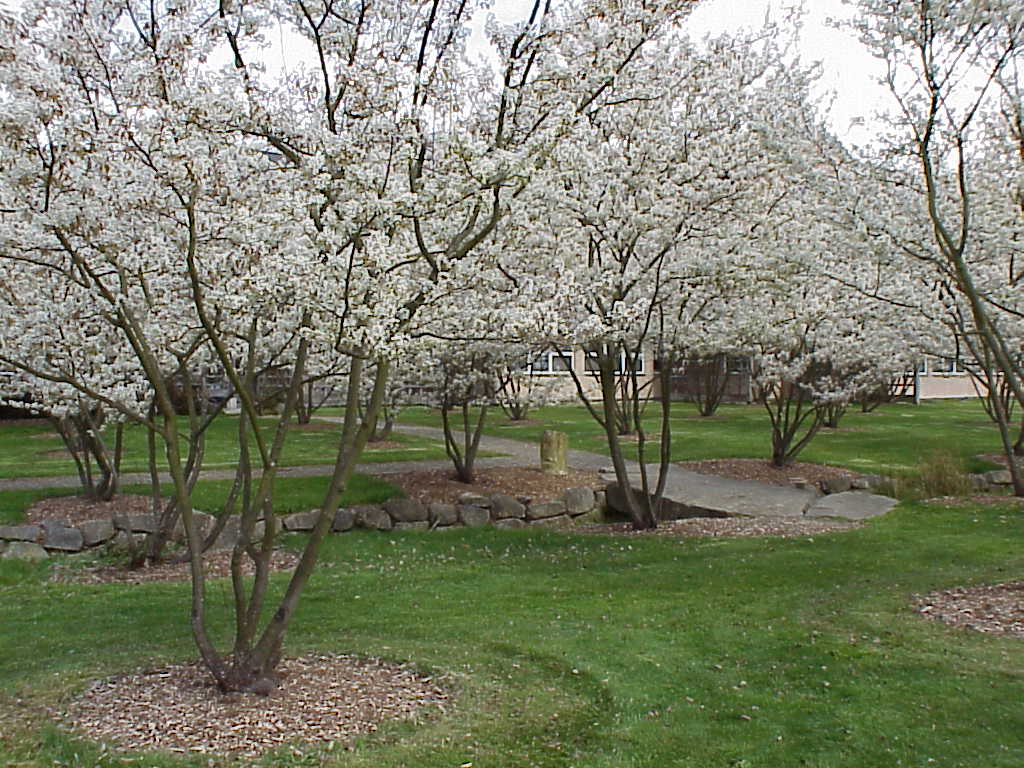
805,491,898,521
494,518,527,530
457,492,490,507
113,514,158,534
332,509,355,532
526,500,567,520
283,511,319,532
530,514,573,530
852,474,884,490
459,505,490,527
564,487,596,515
428,503,459,527
985,469,1014,486
394,521,430,532
354,506,393,531
174,510,217,543
106,530,147,555
209,517,240,550
823,475,853,495
42,521,84,552
2,541,48,561
0,524,41,542
490,494,526,520
79,519,116,548
384,498,429,523
969,473,990,492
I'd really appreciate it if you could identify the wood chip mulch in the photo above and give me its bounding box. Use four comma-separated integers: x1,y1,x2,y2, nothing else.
385,466,603,506
915,582,1024,639
50,548,303,585
67,654,448,757
676,458,858,490
25,494,153,527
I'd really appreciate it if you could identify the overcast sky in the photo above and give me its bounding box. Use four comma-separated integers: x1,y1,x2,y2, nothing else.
468,0,889,146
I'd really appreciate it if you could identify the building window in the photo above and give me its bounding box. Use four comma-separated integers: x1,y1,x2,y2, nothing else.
584,346,645,374
524,349,574,374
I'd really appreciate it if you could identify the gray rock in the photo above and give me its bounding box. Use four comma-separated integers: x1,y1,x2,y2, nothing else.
822,476,853,495
209,517,240,550
805,491,898,521
428,503,459,527
79,519,115,548
332,508,355,533
494,518,527,530
564,486,596,515
106,530,147,555
394,521,430,532
850,477,872,490
0,524,41,542
459,505,490,527
354,506,393,531
490,494,526,520
283,511,319,532
526,500,567,520
969,473,990,492
540,429,569,475
457,492,490,507
2,541,48,561
174,510,217,542
859,474,885,489
593,489,607,511
384,498,428,523
530,514,573,529
113,514,158,534
42,521,84,552
985,469,1013,486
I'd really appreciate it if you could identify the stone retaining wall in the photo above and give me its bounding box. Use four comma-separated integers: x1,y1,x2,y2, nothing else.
0,487,607,561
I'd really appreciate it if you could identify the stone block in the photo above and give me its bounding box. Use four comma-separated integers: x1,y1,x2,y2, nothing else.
174,510,217,543
540,429,568,475
332,508,355,532
530,514,573,529
42,521,84,552
526,500,567,520
459,505,490,527
113,514,157,534
428,503,458,527
823,476,853,495
494,518,527,530
458,492,490,507
0,524,41,542
354,506,393,531
593,489,607,511
79,519,115,548
564,486,596,515
209,517,240,550
490,494,526,520
384,498,428,523
283,511,319,532
986,469,1013,486
394,521,430,532
2,541,48,561
969,473,990,492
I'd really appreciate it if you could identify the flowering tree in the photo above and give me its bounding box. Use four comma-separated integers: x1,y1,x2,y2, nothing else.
847,0,1024,493
0,0,686,690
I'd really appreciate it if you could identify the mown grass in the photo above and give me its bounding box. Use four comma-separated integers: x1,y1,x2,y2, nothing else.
1,499,1022,767
399,399,1007,477
0,415,452,479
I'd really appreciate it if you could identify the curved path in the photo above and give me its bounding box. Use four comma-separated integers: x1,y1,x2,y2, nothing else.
0,424,896,521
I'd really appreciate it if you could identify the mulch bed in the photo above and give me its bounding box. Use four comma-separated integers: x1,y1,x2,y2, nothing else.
915,582,1024,639
676,458,858,490
580,517,861,539
67,654,448,757
385,465,603,505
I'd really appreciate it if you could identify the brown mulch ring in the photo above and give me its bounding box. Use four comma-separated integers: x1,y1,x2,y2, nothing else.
67,654,448,757
915,582,1024,639
677,458,858,490
580,517,860,539
385,465,603,506
977,453,1022,469
26,494,153,527
51,548,304,586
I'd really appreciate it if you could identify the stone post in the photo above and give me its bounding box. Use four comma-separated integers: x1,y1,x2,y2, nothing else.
540,429,568,475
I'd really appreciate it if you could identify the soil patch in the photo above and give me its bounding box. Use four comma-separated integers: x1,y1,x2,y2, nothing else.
916,581,1024,639
677,458,857,490
385,465,602,505
51,548,303,585
977,453,1022,470
363,440,406,451
580,517,860,539
67,654,448,757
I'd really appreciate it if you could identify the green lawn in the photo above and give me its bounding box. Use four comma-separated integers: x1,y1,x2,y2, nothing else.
0,415,451,479
399,399,1008,476
1,499,1022,766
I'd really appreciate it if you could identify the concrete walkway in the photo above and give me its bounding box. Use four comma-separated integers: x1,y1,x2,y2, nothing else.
0,424,897,521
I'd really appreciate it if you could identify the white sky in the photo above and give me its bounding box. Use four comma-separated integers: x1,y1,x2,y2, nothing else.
468,0,889,146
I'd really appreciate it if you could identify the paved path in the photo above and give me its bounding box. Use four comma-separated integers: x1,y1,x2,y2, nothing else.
0,424,896,521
